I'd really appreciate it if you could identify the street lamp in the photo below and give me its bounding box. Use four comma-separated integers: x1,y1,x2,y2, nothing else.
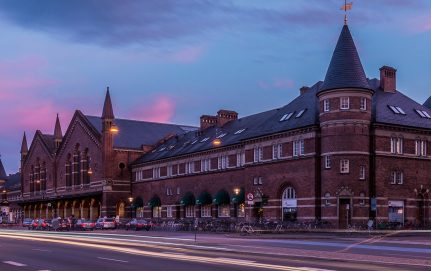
110,123,119,134
128,196,133,219
212,138,221,147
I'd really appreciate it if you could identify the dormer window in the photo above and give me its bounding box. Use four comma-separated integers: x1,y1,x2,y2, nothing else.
340,97,349,110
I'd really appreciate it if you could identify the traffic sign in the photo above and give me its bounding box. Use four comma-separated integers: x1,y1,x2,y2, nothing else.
246,193,254,201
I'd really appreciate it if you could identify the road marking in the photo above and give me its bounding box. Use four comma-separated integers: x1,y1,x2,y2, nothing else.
32,248,51,252
97,257,129,263
38,270,51,271
217,257,256,264
3,261,27,266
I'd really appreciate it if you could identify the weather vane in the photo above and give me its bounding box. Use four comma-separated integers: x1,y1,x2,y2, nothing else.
340,0,353,25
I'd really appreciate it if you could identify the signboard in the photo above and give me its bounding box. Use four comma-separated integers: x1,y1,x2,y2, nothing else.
282,199,297,208
247,201,254,205
388,200,404,207
370,198,377,211
246,193,254,201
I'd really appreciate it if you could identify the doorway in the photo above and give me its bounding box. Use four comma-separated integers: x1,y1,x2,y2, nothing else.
338,198,351,228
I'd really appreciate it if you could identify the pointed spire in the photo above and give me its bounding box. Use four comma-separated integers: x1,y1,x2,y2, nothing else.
102,87,115,120
20,132,28,154
320,25,370,92
54,114,63,140
0,156,7,181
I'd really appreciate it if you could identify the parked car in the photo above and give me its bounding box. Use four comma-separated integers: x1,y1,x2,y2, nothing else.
126,218,152,231
76,219,96,231
51,218,70,231
22,218,33,228
95,218,116,230
115,218,130,229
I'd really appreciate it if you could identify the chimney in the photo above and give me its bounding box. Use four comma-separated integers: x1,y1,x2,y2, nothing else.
217,109,238,127
200,115,217,130
379,66,397,92
300,86,310,95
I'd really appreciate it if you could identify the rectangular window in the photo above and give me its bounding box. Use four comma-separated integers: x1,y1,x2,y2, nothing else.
185,206,195,218
254,147,262,162
293,140,304,157
152,207,162,218
236,153,242,167
201,205,211,218
360,97,367,111
323,99,330,112
396,172,403,184
415,140,427,157
218,204,230,217
166,206,173,218
272,144,282,159
325,156,331,169
340,159,349,173
340,97,349,110
359,166,366,180
391,137,403,154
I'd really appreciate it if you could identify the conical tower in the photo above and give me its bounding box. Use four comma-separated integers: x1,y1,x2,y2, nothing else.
20,132,28,163
317,23,374,228
101,87,115,181
0,156,7,182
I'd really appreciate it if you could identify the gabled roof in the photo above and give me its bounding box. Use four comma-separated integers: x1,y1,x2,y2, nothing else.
40,133,56,154
133,82,321,165
85,116,197,150
423,96,431,110
320,25,370,92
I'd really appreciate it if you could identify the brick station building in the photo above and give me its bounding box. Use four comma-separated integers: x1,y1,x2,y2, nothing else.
18,90,195,220
18,22,431,228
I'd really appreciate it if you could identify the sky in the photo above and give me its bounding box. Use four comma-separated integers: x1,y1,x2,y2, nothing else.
0,0,430,174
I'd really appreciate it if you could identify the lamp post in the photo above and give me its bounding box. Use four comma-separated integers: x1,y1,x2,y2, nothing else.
128,196,133,219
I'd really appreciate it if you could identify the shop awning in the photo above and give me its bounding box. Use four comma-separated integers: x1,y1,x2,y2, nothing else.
196,191,212,205
231,188,245,204
132,196,144,208
147,195,161,208
213,189,230,205
180,192,195,206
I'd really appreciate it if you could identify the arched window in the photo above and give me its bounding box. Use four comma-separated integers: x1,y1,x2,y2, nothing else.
41,162,46,192
73,147,81,187
282,186,296,199
81,149,90,185
281,186,297,221
65,154,72,187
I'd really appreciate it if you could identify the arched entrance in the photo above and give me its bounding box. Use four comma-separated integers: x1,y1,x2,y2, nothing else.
414,186,429,228
90,199,100,220
281,186,297,221
65,201,72,218
336,187,353,229
72,201,81,218
57,202,65,218
82,200,90,219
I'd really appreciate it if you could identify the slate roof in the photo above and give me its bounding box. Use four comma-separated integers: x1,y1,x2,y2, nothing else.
423,96,431,110
4,172,21,191
320,25,370,92
39,133,56,154
134,82,322,164
134,78,431,165
85,116,197,150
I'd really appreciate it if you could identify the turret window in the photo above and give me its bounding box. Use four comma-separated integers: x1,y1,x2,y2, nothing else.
323,99,330,112
340,97,349,110
340,159,349,173
360,97,367,111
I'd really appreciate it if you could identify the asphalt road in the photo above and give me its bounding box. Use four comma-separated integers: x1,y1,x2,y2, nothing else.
0,229,430,271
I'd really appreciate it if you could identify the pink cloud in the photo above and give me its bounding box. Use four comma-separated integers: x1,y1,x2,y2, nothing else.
258,78,295,90
127,95,176,123
406,16,431,33
172,45,205,63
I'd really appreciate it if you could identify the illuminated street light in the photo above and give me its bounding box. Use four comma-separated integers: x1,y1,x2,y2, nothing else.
110,123,119,134
128,196,133,203
234,188,240,195
212,138,221,147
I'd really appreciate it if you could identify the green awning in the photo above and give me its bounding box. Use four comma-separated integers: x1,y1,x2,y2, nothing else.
132,196,144,208
147,195,161,207
231,188,245,204
213,189,230,205
180,192,195,206
196,191,212,205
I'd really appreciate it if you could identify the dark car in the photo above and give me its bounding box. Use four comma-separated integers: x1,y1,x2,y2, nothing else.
22,218,33,228
115,218,130,229
126,219,151,231
76,219,96,231
95,218,116,230
51,218,70,231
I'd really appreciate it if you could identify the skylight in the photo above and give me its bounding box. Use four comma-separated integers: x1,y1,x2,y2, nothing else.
234,128,246,135
295,109,306,118
200,137,210,142
191,139,198,144
415,109,431,119
216,133,227,138
168,145,175,150
388,105,406,115
279,112,293,122
159,147,166,152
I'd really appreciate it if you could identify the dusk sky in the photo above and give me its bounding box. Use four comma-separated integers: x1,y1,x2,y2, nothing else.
0,0,430,174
